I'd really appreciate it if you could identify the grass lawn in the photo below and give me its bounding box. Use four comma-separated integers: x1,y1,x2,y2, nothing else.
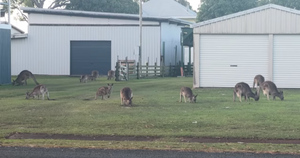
0,76,300,153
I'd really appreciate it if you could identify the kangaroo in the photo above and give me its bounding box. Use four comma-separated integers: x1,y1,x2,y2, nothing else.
233,82,259,102
253,74,265,93
79,75,95,83
120,87,133,106
26,84,50,100
95,83,114,100
180,87,197,103
261,81,284,101
12,70,39,86
107,70,115,80
91,70,99,80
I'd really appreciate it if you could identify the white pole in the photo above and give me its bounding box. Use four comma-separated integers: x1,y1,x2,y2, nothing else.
8,0,10,24
139,0,142,73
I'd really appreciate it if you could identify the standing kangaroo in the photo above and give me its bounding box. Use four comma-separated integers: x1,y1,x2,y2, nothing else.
91,70,99,80
233,82,259,102
12,70,39,86
261,81,284,101
95,83,114,100
107,70,115,80
120,87,133,106
26,84,50,100
180,87,197,103
79,75,95,83
253,74,265,93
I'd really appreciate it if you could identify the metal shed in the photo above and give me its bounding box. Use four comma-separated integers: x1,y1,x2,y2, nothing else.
0,24,11,85
11,8,191,76
193,4,300,88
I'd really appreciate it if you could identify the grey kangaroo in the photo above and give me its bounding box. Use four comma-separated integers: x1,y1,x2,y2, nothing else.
120,87,133,106
107,70,115,80
91,70,99,80
253,74,265,93
26,84,50,100
233,82,259,102
180,87,197,103
261,81,284,101
79,75,95,83
12,70,39,86
95,83,114,100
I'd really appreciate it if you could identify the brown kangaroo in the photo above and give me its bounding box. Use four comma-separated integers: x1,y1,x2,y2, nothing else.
180,87,197,103
26,84,50,100
120,87,133,106
79,75,95,83
253,74,265,93
12,70,39,86
95,83,114,100
261,81,284,101
233,82,259,102
91,70,99,80
107,70,115,80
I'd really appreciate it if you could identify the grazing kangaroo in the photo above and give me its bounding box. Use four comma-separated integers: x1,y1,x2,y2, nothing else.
180,87,197,103
26,84,50,100
107,70,115,80
95,83,114,100
120,87,133,106
12,70,39,86
91,70,99,80
261,81,284,101
79,75,95,83
233,82,259,102
253,74,265,93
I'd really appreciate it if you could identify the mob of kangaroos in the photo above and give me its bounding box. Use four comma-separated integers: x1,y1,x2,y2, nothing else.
234,74,284,102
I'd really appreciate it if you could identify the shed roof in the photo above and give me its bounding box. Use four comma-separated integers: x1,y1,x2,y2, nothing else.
22,7,192,26
193,4,300,28
143,0,196,19
192,4,300,34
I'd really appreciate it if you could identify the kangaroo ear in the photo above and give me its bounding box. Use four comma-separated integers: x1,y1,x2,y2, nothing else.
130,97,133,100
111,83,114,86
195,94,198,97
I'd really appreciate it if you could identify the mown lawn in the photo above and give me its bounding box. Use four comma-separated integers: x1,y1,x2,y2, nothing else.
0,76,300,153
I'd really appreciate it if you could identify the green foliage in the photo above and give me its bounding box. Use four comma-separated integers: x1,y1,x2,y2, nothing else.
65,0,139,14
258,0,300,10
196,0,300,22
197,0,257,22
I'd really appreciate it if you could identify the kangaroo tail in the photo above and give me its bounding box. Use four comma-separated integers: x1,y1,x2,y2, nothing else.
31,74,39,85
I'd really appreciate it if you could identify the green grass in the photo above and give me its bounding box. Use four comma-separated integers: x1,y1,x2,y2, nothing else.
0,76,300,153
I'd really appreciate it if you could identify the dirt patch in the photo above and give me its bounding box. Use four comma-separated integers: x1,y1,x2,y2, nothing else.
6,133,300,144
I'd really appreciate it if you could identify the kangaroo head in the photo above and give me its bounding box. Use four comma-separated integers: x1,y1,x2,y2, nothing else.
279,91,284,101
124,97,133,106
25,92,30,99
12,80,16,86
190,94,197,103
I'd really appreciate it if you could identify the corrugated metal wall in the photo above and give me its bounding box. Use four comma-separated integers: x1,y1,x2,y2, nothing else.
0,25,11,85
11,26,161,75
194,8,300,34
161,23,182,65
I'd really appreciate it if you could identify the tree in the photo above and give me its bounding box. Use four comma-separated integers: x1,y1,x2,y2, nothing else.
3,0,69,21
258,0,300,10
65,0,139,14
196,0,300,22
135,0,193,10
196,0,257,22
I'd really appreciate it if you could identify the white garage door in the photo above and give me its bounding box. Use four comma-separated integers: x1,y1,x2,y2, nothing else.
274,35,300,88
199,35,269,87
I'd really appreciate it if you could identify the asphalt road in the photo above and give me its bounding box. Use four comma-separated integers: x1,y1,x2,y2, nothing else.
0,147,299,158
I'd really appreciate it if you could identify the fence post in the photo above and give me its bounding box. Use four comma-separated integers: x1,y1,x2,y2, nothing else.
125,57,129,81
137,62,140,79
154,62,157,77
115,61,120,81
146,62,149,77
